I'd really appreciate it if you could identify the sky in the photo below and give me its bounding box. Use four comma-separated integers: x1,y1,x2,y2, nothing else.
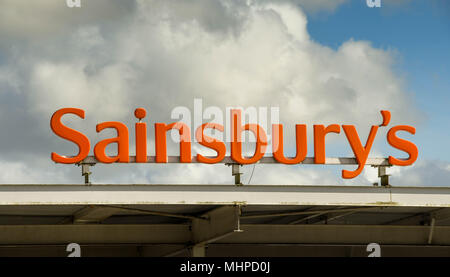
0,0,448,186
307,0,450,161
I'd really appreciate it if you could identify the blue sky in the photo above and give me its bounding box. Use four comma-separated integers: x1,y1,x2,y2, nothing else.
307,0,450,161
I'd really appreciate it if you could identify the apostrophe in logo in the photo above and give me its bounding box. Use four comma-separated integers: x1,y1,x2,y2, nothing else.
66,0,81,8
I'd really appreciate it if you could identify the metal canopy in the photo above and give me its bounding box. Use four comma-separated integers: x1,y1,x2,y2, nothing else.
0,184,448,256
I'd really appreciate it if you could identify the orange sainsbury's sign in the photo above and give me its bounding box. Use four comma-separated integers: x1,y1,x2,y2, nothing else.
50,108,418,179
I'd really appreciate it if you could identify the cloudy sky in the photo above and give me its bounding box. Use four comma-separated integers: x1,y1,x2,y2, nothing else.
0,0,448,186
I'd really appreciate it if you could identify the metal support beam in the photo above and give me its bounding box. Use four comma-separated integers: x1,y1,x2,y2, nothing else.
99,205,207,221
76,155,392,185
78,162,95,185
0,243,450,257
378,166,390,187
73,206,121,224
431,208,450,222
226,164,243,186
428,217,436,245
371,165,391,187
0,224,449,245
191,245,206,257
191,205,242,246
313,211,358,225
222,224,450,245
242,207,381,220
384,208,450,225
165,206,243,257
0,224,191,245
78,156,391,165
288,212,328,225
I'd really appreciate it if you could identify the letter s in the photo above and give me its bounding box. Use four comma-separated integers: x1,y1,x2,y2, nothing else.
387,125,418,166
50,108,90,164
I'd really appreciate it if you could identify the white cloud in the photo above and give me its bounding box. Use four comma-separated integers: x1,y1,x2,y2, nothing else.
0,0,347,41
256,0,349,14
0,158,71,184
390,160,450,187
0,0,136,39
